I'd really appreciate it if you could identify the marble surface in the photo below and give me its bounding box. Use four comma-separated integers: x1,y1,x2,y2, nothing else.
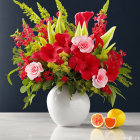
0,113,140,140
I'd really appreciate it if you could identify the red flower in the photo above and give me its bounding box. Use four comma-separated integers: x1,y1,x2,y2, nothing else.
34,77,42,83
120,50,126,56
56,58,64,65
92,12,107,38
43,71,54,81
20,71,27,80
40,44,58,62
31,51,41,61
69,52,100,80
61,76,68,82
94,36,103,49
43,71,51,77
46,76,54,81
75,11,94,27
101,85,112,96
103,51,123,82
53,33,71,54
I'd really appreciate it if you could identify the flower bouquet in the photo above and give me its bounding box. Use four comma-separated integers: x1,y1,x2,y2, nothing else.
8,0,132,111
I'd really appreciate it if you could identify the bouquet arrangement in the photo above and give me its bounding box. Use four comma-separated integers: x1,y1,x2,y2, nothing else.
8,0,132,109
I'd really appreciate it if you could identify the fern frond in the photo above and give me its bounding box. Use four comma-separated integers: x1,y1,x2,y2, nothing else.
117,75,132,87
37,2,50,20
13,0,41,24
123,63,132,69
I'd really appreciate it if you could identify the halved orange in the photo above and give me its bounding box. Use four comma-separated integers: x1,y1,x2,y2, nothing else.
91,113,104,128
104,118,116,129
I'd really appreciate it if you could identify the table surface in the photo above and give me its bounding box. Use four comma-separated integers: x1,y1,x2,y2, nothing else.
0,113,140,140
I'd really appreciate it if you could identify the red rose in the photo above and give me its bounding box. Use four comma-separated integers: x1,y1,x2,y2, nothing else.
69,52,100,80
75,11,94,27
61,76,68,82
40,44,58,63
101,85,112,96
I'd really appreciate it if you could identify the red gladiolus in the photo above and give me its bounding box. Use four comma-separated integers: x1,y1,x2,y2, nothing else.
61,76,68,82
69,52,100,80
101,85,112,95
40,44,58,63
53,33,71,54
75,11,94,27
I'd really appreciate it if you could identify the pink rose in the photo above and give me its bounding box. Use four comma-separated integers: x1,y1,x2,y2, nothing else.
92,68,108,89
71,35,94,53
25,62,44,80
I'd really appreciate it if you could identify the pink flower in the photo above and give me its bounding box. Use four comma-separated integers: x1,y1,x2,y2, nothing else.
25,62,44,80
71,35,94,53
92,68,108,89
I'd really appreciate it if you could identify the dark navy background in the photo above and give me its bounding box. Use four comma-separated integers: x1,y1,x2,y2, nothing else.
0,0,139,112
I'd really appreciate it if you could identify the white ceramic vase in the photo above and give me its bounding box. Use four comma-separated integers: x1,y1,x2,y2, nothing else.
47,86,90,127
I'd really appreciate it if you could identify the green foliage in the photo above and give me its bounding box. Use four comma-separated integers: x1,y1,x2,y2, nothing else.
75,22,82,37
101,26,116,49
68,81,76,98
42,81,53,91
108,84,126,107
37,2,50,20
117,75,132,87
101,0,109,14
47,21,55,44
12,46,23,65
13,0,41,24
32,83,42,92
55,0,76,37
117,64,132,87
82,22,88,36
20,85,27,93
7,68,19,85
55,0,68,20
119,67,131,74
55,12,66,34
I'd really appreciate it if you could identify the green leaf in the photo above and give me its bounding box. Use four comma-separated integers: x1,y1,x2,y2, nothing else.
20,85,27,93
38,37,47,46
101,0,109,14
75,22,82,37
119,67,131,74
47,21,55,44
101,26,116,49
7,68,19,85
82,22,88,36
109,91,116,107
42,81,52,91
23,96,29,109
29,94,36,105
32,83,42,92
22,78,30,86
68,82,76,97
105,43,116,53
55,12,66,34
